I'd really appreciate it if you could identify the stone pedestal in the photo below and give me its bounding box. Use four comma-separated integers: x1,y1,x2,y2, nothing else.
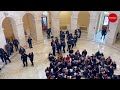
0,27,6,48
106,22,118,45
52,18,60,37
34,19,44,42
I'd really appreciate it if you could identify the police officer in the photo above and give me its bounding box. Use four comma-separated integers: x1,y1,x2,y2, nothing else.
19,46,26,55
67,40,71,51
61,40,66,53
3,52,11,65
9,42,14,54
0,48,5,63
52,42,56,56
56,41,61,54
13,39,19,51
74,35,78,46
28,52,34,66
78,28,81,38
27,37,33,48
21,53,28,67
5,43,11,57
55,37,59,45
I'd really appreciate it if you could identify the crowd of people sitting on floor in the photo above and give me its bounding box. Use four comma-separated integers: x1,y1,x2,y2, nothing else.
45,29,118,79
45,50,117,79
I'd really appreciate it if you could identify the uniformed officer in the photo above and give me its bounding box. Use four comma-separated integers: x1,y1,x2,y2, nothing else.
28,52,34,66
27,37,33,48
21,53,28,67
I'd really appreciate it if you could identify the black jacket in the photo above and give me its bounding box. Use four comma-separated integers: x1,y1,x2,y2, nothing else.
21,54,28,61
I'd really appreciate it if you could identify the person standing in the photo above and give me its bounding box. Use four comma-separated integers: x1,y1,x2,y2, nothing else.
101,29,107,40
3,52,11,65
67,40,71,51
9,42,14,54
52,42,56,56
19,46,26,55
61,40,66,53
21,53,28,67
13,39,19,51
5,43,11,57
27,37,33,48
78,28,81,38
28,52,34,66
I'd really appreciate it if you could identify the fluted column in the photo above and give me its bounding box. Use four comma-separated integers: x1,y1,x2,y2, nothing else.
51,17,60,37
87,18,97,40
71,16,78,33
0,26,6,48
34,18,44,42
106,22,118,45
16,21,26,47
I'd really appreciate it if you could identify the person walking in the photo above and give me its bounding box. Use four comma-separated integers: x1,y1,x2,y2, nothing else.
28,52,34,66
21,53,28,67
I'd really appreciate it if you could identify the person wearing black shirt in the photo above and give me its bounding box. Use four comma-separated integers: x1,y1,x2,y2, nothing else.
9,42,14,54
3,52,11,64
82,49,87,57
61,41,66,53
67,40,71,51
13,39,19,51
21,53,28,67
27,37,33,48
101,29,107,40
78,29,81,38
28,52,34,66
52,42,56,56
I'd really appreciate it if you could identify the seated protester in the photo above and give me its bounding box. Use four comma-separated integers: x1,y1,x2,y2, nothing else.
95,51,101,58
82,49,87,57
58,52,63,60
112,61,117,70
106,56,112,65
66,55,70,64
69,48,74,54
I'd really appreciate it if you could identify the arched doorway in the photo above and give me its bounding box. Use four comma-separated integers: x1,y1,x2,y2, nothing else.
59,11,72,31
2,17,17,43
41,11,52,37
77,11,90,32
94,12,110,43
22,13,37,41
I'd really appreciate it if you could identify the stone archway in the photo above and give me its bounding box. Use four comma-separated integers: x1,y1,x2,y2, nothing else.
22,13,37,41
59,11,72,30
77,11,90,32
2,17,17,43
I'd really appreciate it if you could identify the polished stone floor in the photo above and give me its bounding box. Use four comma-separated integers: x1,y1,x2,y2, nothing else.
0,32,120,79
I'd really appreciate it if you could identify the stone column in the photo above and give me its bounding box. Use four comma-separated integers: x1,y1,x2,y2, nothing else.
16,21,26,47
34,18,44,42
0,26,6,48
106,22,118,45
87,18,97,40
47,15,50,29
71,16,78,33
51,17,60,37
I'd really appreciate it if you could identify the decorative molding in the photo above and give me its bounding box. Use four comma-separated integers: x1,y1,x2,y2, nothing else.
4,11,8,17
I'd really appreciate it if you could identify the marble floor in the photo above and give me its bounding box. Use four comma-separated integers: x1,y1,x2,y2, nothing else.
0,32,120,79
